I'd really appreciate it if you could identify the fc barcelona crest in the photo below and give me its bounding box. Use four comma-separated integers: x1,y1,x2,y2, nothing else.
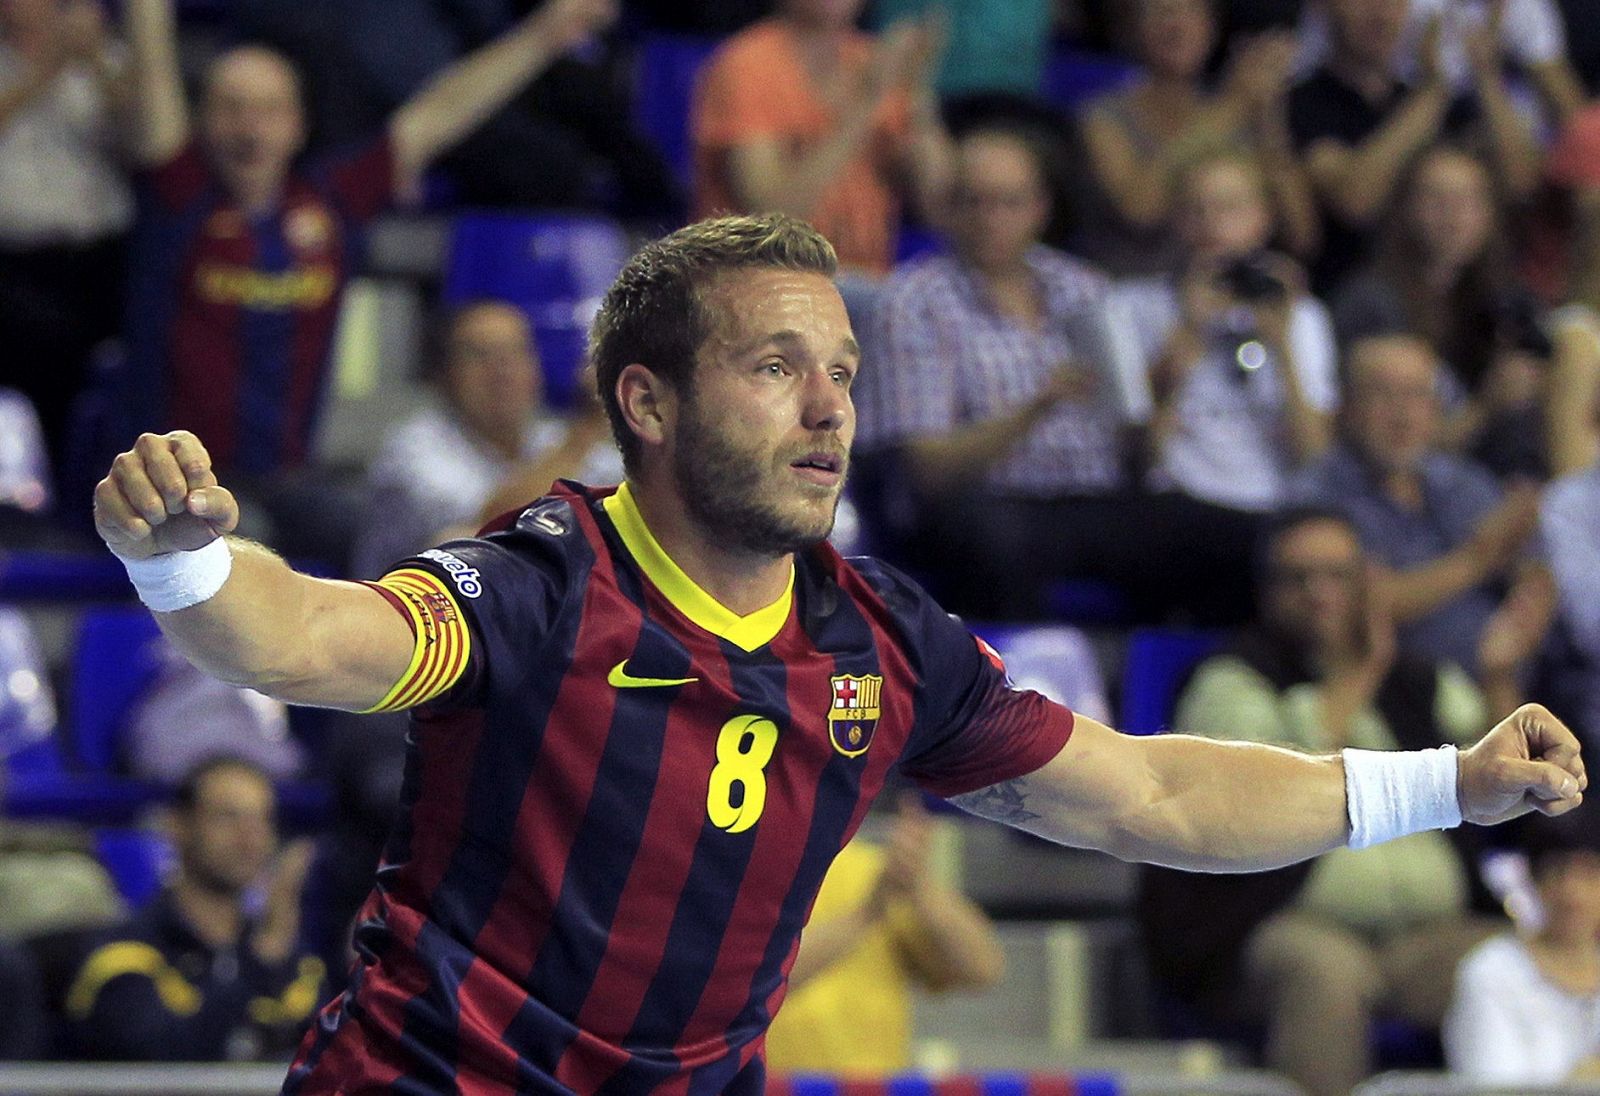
828,674,883,758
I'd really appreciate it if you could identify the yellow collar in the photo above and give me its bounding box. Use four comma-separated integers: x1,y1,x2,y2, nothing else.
602,482,794,652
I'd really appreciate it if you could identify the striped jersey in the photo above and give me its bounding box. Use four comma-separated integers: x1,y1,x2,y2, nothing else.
122,138,394,476
284,481,1074,1095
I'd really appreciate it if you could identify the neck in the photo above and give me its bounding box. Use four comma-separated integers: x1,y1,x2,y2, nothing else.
171,876,244,950
1371,459,1423,507
627,476,794,616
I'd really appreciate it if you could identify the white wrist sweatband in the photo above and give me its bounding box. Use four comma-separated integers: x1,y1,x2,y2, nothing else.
113,537,233,613
1342,746,1463,849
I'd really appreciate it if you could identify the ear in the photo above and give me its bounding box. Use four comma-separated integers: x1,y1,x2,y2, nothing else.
616,363,674,452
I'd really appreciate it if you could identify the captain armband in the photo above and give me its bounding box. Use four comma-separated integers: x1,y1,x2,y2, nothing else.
361,568,473,712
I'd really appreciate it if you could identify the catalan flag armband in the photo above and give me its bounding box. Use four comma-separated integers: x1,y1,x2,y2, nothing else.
361,568,474,712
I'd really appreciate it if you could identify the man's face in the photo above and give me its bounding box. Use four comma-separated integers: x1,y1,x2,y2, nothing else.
200,47,306,200
1263,519,1365,654
1408,150,1495,270
948,133,1051,273
1177,159,1271,262
1344,337,1440,476
1134,0,1214,79
445,304,541,441
1326,0,1409,69
669,269,856,558
175,766,278,897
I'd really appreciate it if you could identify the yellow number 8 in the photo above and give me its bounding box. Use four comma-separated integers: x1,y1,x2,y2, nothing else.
706,715,780,834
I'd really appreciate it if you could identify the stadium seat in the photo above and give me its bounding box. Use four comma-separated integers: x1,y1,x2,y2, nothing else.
70,608,165,772
441,212,632,409
1118,628,1225,736
91,828,174,907
633,33,719,187
970,624,1109,720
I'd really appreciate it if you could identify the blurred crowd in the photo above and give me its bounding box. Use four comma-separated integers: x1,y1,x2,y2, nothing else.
2,0,1600,1093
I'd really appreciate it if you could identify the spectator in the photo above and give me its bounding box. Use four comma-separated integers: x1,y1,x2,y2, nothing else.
1141,507,1504,1096
766,792,1004,1074
351,300,621,579
1076,0,1316,276
859,125,1259,623
115,0,616,485
691,0,953,281
1288,0,1541,293
1291,333,1552,705
1114,147,1338,515
63,757,323,1061
230,0,681,223
1540,449,1600,747
1296,0,1585,125
0,389,50,517
1444,816,1600,1084
1331,143,1549,479
0,0,133,473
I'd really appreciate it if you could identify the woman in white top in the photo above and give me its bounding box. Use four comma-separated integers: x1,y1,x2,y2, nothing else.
1444,820,1600,1084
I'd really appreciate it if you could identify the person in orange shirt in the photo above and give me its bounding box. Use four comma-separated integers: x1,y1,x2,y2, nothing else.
690,0,953,280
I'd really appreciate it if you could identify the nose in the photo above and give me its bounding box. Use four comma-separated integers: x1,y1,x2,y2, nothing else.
801,367,851,434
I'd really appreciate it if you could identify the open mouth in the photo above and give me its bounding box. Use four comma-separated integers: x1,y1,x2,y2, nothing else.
790,452,845,485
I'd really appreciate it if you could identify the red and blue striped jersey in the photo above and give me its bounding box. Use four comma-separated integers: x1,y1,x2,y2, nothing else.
122,139,394,476
285,482,1074,1095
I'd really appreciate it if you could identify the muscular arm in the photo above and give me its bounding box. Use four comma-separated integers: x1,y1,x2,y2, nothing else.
94,433,413,712
952,717,1349,872
949,706,1585,870
121,0,188,166
156,540,414,710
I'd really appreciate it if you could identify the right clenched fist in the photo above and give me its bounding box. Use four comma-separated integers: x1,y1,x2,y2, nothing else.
93,431,240,560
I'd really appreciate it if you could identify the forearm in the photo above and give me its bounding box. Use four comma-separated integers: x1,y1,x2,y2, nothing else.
787,904,876,989
1473,73,1541,201
892,890,1004,991
731,110,880,219
1316,85,1449,224
904,399,1053,493
123,0,187,164
389,14,564,179
1260,133,1321,259
902,95,954,224
1030,735,1349,871
152,539,388,708
1272,342,1332,463
1381,551,1486,623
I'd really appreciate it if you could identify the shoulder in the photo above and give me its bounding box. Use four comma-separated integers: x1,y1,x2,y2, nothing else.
883,253,962,298
407,486,600,596
1457,933,1530,985
1032,247,1112,302
706,19,788,72
1421,452,1500,502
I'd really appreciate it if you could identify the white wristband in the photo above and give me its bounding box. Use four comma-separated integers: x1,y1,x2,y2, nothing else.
1342,746,1463,849
113,537,233,613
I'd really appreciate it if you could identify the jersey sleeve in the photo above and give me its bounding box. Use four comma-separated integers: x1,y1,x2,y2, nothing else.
361,501,580,712
857,560,1075,798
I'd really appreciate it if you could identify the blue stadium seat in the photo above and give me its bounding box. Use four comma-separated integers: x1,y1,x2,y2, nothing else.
442,212,632,409
92,828,174,907
633,33,719,188
1119,628,1225,736
1041,49,1139,109
71,608,165,772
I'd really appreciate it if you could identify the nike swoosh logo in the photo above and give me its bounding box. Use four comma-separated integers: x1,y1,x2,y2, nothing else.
608,661,699,689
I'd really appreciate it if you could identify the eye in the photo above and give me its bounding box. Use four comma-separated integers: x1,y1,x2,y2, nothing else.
830,367,855,388
759,358,787,377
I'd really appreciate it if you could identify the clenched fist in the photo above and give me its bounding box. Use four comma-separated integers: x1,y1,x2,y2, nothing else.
1459,703,1587,826
93,432,240,560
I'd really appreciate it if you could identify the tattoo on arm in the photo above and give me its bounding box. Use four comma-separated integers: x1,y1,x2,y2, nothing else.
949,778,1041,827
